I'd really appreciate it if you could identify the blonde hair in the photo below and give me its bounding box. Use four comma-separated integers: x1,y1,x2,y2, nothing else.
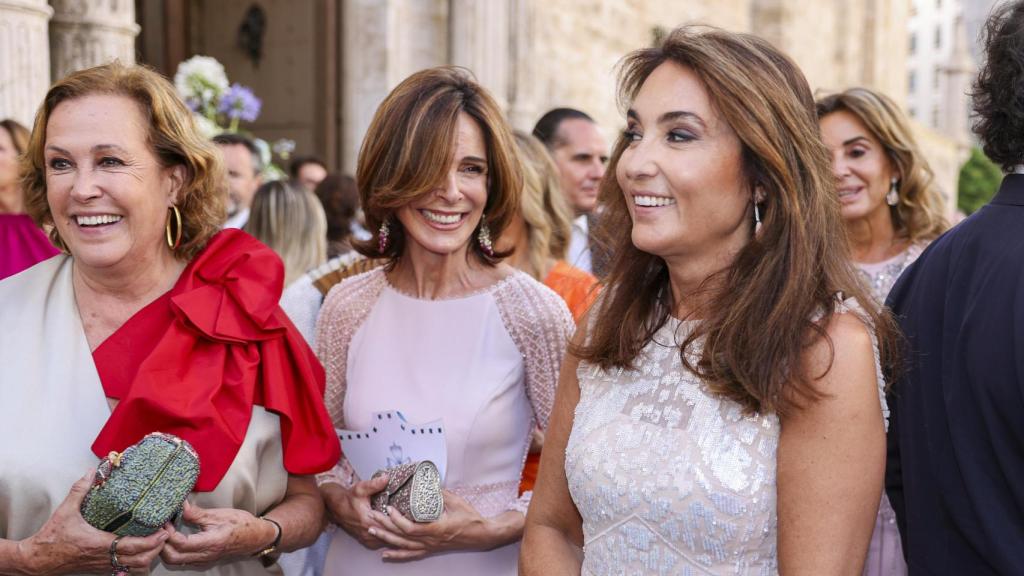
244,180,327,285
816,87,948,243
21,61,226,260
513,131,574,279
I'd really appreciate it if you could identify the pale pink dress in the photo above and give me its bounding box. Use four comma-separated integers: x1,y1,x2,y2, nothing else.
315,268,573,575
856,243,926,576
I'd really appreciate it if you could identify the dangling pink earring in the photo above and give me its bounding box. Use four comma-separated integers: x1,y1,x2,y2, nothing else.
378,220,390,253
477,216,494,256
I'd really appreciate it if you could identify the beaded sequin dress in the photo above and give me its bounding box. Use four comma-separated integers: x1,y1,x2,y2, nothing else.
855,242,925,576
566,299,886,576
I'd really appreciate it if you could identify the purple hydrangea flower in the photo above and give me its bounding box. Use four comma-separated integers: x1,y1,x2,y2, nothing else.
218,83,261,123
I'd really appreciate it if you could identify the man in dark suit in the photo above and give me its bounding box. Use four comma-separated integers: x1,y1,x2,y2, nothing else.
885,2,1024,573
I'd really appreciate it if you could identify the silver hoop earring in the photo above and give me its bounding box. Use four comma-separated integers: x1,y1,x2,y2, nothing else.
886,177,899,206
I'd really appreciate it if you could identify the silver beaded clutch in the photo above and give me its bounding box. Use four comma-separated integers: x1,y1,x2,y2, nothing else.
370,460,444,523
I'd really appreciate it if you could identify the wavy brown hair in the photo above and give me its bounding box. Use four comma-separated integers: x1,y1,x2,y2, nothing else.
353,66,522,266
21,61,225,260
578,26,898,416
816,88,948,243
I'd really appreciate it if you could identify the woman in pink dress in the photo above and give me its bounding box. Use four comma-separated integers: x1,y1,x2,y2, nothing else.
315,67,573,575
0,119,59,280
818,88,949,576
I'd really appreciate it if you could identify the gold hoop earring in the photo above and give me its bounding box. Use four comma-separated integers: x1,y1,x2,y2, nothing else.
166,205,183,250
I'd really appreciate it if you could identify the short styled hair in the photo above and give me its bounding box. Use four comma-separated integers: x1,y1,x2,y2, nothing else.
213,132,262,176
816,88,948,243
289,155,327,179
972,0,1024,171
353,66,522,266
532,107,595,149
314,172,359,252
21,61,226,260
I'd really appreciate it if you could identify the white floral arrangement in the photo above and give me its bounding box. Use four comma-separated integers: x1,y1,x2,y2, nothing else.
174,55,293,181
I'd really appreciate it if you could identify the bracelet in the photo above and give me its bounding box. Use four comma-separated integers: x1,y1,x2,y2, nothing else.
255,515,283,567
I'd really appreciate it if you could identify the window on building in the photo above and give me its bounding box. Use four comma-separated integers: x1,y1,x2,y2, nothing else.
935,27,942,49
909,106,917,119
932,105,941,128
910,33,917,54
909,71,916,93
934,68,941,89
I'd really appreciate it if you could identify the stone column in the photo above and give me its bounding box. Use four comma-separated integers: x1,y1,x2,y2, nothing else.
449,0,511,110
49,0,140,82
506,0,539,131
0,0,52,126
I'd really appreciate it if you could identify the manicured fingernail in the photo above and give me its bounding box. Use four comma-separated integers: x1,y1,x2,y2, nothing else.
368,528,377,536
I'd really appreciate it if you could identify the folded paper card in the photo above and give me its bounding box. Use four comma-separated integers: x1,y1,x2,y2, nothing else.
337,410,447,482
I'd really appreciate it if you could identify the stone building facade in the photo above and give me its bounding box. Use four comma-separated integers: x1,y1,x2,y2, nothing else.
0,0,963,212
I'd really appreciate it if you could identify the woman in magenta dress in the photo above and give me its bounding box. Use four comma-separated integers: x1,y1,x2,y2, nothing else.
0,118,58,279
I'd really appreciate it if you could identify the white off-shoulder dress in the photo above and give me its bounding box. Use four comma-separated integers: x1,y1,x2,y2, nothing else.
315,268,573,575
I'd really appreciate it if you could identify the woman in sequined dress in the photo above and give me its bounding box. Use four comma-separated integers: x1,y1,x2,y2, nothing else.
521,26,901,575
315,67,573,575
817,88,948,304
817,89,949,576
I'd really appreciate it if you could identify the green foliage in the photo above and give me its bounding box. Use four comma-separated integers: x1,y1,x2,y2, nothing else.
957,147,1003,215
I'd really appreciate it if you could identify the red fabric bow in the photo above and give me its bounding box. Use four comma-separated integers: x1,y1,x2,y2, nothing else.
92,229,341,491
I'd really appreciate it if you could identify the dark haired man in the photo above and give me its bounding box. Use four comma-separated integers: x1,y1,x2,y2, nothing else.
213,133,262,228
289,155,328,192
533,108,608,274
885,2,1024,572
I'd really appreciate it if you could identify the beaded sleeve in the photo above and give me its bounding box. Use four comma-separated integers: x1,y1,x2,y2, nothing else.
492,272,574,512
834,296,890,431
314,268,388,486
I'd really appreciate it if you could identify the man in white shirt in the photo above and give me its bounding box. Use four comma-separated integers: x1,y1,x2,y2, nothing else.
532,108,608,274
213,133,262,229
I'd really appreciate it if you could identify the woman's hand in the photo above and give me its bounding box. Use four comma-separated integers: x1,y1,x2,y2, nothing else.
368,490,520,561
159,501,275,570
16,470,168,575
320,475,390,550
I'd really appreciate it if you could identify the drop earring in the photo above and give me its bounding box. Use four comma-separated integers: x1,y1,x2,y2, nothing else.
886,177,899,206
378,220,390,253
753,202,762,235
477,215,494,256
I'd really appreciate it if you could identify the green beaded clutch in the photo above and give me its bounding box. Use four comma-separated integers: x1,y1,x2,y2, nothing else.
80,432,200,536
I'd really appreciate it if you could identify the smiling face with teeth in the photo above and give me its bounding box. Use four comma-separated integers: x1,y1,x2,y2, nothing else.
43,94,184,276
616,61,752,268
819,110,899,228
394,112,489,261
